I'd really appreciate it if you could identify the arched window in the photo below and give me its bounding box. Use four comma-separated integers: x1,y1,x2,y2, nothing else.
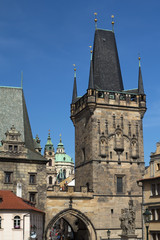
49,176,52,185
14,216,20,229
63,169,66,179
49,159,52,166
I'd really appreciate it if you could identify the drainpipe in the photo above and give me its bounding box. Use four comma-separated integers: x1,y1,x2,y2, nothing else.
23,213,30,240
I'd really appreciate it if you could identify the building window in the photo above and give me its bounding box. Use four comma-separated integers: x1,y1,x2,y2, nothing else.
63,169,66,179
151,209,155,221
151,184,156,196
49,152,52,156
29,174,36,184
14,216,20,229
0,216,1,228
157,163,160,171
110,152,112,159
29,192,36,203
49,176,52,185
14,145,18,152
49,159,52,166
5,172,12,183
9,145,13,151
117,176,123,193
126,152,128,160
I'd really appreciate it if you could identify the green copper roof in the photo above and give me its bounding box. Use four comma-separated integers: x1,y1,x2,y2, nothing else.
55,135,73,163
44,133,54,152
55,153,73,163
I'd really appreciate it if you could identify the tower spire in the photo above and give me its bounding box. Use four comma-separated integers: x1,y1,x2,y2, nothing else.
88,46,94,89
138,56,144,94
72,64,78,103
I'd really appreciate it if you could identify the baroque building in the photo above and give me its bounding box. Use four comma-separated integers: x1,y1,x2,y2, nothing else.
45,25,146,240
44,133,74,187
0,86,47,211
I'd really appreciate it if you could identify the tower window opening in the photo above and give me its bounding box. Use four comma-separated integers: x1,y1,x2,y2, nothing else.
98,91,104,98
49,176,52,185
109,93,115,100
110,152,112,159
117,176,123,193
49,159,52,166
9,145,12,151
126,152,128,160
130,95,137,102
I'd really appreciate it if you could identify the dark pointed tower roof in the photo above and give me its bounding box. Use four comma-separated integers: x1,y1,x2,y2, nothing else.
90,29,124,91
138,57,144,94
88,50,94,89
72,68,78,103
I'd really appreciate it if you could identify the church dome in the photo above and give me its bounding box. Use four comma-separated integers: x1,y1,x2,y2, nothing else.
55,135,73,163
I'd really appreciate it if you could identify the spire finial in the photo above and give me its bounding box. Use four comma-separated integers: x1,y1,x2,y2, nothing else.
89,46,93,60
94,12,97,29
48,129,51,136
111,15,114,32
73,64,76,78
60,133,62,142
138,55,141,67
21,71,23,89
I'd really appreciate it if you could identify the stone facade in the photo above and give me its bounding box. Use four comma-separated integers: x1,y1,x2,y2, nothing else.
138,142,160,240
44,28,147,240
0,125,47,211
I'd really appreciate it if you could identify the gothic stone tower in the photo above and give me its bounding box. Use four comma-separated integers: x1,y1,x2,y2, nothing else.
70,28,146,236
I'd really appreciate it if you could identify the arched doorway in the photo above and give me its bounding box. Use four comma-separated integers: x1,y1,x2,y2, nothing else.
45,208,97,240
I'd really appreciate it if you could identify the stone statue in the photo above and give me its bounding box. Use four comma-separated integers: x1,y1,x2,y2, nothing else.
119,200,136,236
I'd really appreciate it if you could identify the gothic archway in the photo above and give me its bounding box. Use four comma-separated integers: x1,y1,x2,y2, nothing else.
45,208,97,240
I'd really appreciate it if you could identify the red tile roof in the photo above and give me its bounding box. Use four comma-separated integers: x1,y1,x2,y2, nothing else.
0,190,44,213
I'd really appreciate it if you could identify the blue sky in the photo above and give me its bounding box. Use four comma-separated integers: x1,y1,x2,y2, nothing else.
0,0,160,165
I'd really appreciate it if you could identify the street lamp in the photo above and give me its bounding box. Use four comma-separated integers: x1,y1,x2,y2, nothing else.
143,208,151,240
107,229,111,240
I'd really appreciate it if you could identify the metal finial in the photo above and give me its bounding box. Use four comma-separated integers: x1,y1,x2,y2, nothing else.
94,12,98,29
48,129,51,136
21,71,23,89
138,55,141,67
89,46,93,60
60,133,62,142
111,15,114,32
73,64,76,78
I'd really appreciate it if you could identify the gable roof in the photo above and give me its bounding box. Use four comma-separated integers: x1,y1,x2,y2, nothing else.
0,190,44,213
91,29,124,91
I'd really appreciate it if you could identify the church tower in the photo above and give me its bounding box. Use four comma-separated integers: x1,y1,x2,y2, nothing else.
71,28,146,198
44,132,57,187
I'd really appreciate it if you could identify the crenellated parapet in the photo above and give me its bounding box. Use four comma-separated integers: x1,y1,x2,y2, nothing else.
71,89,146,123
